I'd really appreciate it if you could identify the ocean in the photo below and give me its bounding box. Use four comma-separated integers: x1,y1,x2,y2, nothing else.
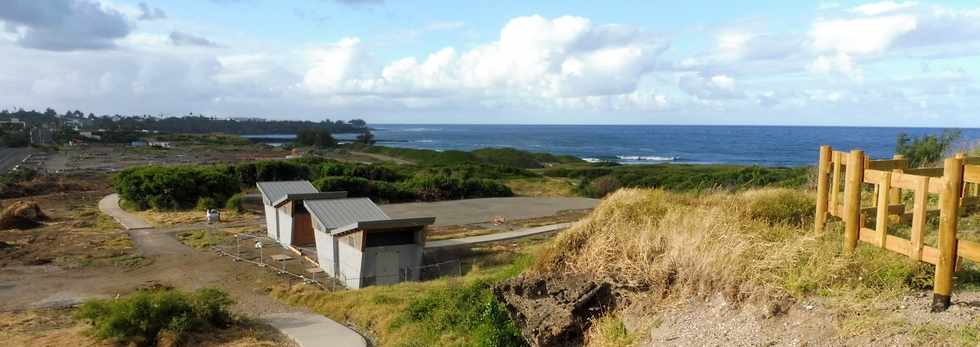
265,125,980,167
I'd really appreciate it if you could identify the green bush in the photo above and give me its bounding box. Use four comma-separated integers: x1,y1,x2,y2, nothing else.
114,165,239,210
472,147,582,168
195,197,219,211
398,174,464,201
315,176,375,197
75,288,235,346
745,189,816,227
896,129,961,168
296,128,336,148
225,193,244,212
462,178,514,198
396,279,526,347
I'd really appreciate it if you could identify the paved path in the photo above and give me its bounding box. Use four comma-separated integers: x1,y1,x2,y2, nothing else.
96,194,366,347
0,147,32,173
98,194,153,230
425,222,574,250
382,197,598,226
264,313,367,347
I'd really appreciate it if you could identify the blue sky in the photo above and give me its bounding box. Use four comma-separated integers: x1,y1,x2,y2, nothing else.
1,0,979,126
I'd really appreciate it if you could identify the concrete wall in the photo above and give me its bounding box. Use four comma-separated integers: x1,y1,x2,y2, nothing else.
313,227,338,277
336,239,364,289
264,204,278,240
276,206,293,247
361,243,423,285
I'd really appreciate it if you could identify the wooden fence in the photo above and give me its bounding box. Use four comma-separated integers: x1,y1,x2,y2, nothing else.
813,145,980,311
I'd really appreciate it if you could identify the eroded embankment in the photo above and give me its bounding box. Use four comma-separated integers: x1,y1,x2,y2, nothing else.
495,188,952,346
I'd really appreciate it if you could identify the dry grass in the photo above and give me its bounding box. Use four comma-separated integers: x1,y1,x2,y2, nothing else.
504,177,578,197
136,209,260,226
0,309,293,347
534,188,934,303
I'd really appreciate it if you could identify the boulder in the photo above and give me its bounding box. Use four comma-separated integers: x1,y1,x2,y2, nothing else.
0,201,48,229
493,273,616,347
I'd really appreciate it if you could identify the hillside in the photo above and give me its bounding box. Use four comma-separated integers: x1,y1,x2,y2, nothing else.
495,188,980,346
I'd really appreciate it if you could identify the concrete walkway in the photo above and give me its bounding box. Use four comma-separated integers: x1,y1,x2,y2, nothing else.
264,313,367,347
425,222,574,250
98,194,152,230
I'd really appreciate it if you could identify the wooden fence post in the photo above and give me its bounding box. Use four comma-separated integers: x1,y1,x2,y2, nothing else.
876,171,892,248
843,150,865,254
890,154,906,208
815,145,832,233
933,156,964,312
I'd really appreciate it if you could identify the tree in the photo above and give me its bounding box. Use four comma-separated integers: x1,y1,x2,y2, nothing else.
895,129,961,168
355,130,375,145
295,128,336,148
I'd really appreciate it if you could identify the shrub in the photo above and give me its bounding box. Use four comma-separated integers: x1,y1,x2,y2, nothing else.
315,176,375,197
195,197,219,211
225,193,244,212
743,189,816,227
296,128,336,148
75,288,235,346
586,175,622,198
398,174,464,201
113,165,239,211
462,178,514,198
895,129,961,168
398,279,526,347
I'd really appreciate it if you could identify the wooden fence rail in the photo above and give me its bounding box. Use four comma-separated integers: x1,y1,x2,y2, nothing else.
814,145,980,311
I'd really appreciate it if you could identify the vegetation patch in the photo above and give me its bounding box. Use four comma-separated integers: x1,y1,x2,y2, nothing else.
75,287,235,346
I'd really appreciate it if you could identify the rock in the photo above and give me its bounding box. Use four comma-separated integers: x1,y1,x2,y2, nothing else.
0,201,47,230
493,273,616,347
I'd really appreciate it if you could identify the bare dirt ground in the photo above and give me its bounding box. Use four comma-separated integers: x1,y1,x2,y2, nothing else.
381,196,599,226
46,144,289,173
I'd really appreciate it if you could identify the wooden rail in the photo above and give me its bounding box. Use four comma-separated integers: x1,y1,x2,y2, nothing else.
814,145,980,311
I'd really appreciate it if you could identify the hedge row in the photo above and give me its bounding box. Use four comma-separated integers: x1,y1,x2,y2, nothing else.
114,158,517,210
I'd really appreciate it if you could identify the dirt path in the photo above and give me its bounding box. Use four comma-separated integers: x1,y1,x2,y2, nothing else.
98,194,152,229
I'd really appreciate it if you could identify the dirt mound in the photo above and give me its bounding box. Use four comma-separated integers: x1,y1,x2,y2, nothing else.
0,201,48,229
494,273,616,347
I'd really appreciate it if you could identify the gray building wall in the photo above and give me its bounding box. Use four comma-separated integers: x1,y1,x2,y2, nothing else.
264,204,279,240
276,207,293,247
336,240,364,288
361,243,423,285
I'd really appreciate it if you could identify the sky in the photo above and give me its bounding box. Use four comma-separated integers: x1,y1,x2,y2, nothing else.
1,1,979,126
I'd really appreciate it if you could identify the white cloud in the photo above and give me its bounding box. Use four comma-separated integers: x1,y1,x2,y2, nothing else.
851,1,918,16
301,15,667,104
809,15,917,55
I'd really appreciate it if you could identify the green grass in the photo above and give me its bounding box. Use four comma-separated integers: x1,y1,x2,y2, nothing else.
542,163,812,194
177,230,226,249
272,253,534,347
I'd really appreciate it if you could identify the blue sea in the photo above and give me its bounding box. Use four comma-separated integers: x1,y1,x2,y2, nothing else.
262,125,980,167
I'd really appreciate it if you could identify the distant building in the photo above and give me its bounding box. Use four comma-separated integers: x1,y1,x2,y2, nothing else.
78,131,101,140
130,141,147,147
147,141,173,148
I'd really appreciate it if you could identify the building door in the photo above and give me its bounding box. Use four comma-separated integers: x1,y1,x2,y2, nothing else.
375,251,400,285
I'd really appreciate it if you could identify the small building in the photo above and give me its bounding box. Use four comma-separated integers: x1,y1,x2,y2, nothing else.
257,181,319,241
257,180,436,288
305,198,434,288
148,141,173,148
130,140,147,147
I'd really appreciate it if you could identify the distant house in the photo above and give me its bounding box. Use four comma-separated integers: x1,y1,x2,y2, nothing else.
147,141,173,148
130,141,147,147
257,180,435,288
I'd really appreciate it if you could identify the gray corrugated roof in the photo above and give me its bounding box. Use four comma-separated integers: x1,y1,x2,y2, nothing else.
304,198,390,230
256,180,318,205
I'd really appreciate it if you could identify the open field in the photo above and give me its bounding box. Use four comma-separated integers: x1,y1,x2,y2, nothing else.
45,144,289,173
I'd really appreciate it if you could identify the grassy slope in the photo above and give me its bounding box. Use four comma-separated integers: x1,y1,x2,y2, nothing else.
271,250,535,347
532,187,980,345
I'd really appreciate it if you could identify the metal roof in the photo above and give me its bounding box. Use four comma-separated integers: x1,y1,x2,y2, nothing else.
273,191,348,208
331,217,436,236
304,198,391,230
256,180,318,205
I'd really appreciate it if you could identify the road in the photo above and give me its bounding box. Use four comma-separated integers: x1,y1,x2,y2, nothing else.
381,197,599,226
0,147,32,173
